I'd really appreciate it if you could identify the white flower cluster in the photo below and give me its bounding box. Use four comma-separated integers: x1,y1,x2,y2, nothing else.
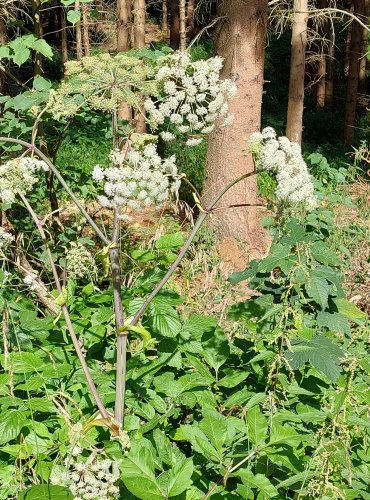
250,127,317,209
66,243,97,281
93,143,180,214
144,52,236,145
23,273,38,291
51,454,120,500
0,157,49,204
0,227,14,252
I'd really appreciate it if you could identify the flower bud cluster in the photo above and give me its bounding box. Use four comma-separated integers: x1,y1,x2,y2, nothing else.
50,454,120,500
0,227,14,252
66,243,97,281
93,142,180,214
23,273,38,291
250,127,317,209
0,157,49,204
144,52,236,145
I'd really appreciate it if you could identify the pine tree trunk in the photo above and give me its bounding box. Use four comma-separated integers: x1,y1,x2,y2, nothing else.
286,0,308,143
133,0,146,133
133,0,146,48
179,0,186,51
204,0,269,255
316,53,326,109
162,0,168,36
187,0,195,40
31,0,43,76
117,0,132,124
344,0,365,145
324,31,335,109
75,0,83,60
170,0,180,50
358,0,369,95
0,19,7,95
60,6,69,64
82,3,90,56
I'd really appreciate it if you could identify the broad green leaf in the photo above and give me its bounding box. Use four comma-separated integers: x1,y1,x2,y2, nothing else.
311,241,341,266
0,410,28,445
236,469,279,498
91,306,113,326
199,410,228,450
33,76,52,91
257,244,291,272
268,422,302,447
333,298,367,324
19,485,73,499
120,446,163,500
305,275,329,309
131,249,155,262
9,38,30,65
0,45,10,58
202,326,230,377
155,232,184,249
27,397,56,413
3,351,45,374
247,406,268,445
67,9,81,25
317,311,351,335
218,370,249,388
157,458,193,497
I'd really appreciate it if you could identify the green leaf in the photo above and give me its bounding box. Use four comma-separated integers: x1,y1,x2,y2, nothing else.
333,298,367,324
311,241,341,266
3,351,45,373
257,244,292,272
199,410,228,450
33,76,52,92
218,370,249,388
0,410,28,445
150,301,182,338
131,249,155,262
67,9,81,25
268,422,303,448
317,311,351,335
19,485,73,499
27,397,56,413
155,232,184,250
305,275,329,309
247,406,268,445
9,38,30,65
91,307,113,326
120,446,163,500
236,469,279,498
157,458,193,497
202,326,230,377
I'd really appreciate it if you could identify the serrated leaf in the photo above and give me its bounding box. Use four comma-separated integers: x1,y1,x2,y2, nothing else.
202,326,229,377
317,311,351,335
257,244,291,273
218,370,249,388
155,232,184,250
305,275,329,309
311,241,341,266
247,406,268,445
199,410,228,450
0,410,28,445
33,76,52,91
236,469,279,498
157,458,193,497
333,298,367,323
19,485,73,499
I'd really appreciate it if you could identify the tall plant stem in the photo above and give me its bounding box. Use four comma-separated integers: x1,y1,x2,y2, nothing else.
110,210,126,425
19,193,109,419
130,170,257,326
0,137,109,245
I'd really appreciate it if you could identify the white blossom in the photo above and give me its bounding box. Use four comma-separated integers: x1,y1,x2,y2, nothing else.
186,138,203,147
0,157,49,204
250,127,317,210
160,131,176,142
0,227,14,252
23,273,38,291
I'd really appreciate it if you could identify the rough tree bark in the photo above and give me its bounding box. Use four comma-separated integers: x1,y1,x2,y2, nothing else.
117,0,132,124
358,0,369,95
162,0,168,36
170,0,180,50
60,5,68,64
179,0,186,51
344,0,365,145
325,30,335,109
133,0,146,133
0,19,7,95
187,0,195,40
286,0,308,143
82,3,90,56
204,0,269,259
75,0,83,60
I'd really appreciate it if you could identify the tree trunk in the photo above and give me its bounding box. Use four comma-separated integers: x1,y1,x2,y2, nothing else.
324,31,335,109
0,19,7,95
286,0,308,144
60,6,69,64
187,0,195,40
344,0,365,145
170,0,180,50
31,0,43,76
358,0,369,95
75,0,83,60
133,0,146,48
179,0,186,51
316,53,326,109
82,3,90,56
162,0,168,36
117,0,132,124
204,0,268,255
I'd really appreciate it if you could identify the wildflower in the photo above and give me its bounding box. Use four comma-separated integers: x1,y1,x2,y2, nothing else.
0,157,49,204
66,243,97,282
23,273,38,291
0,227,14,252
186,138,203,147
160,131,176,142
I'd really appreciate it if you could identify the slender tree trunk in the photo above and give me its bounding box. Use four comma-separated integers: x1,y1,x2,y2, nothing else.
204,0,268,255
31,0,59,213
286,0,308,144
60,6,69,64
133,0,146,133
75,0,83,60
82,3,90,56
344,0,365,145
344,4,354,77
170,0,180,50
117,0,132,124
325,31,335,109
133,0,146,48
0,19,7,95
179,0,186,51
316,53,326,108
358,0,369,95
162,0,168,36
187,0,195,40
